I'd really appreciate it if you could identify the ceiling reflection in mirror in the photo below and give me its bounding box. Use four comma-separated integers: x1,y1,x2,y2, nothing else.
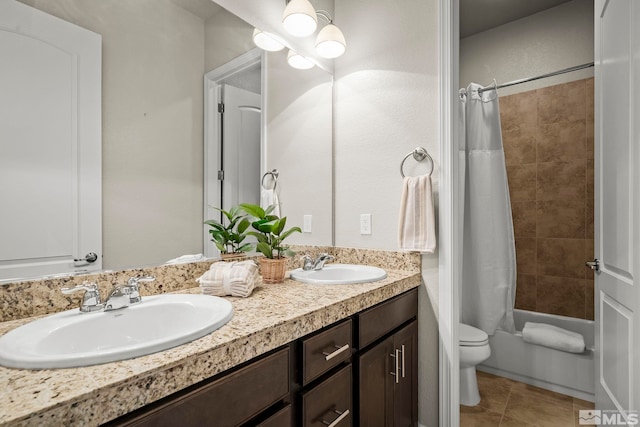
1,0,333,283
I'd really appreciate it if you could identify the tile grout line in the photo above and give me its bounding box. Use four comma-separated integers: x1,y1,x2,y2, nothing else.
497,380,514,426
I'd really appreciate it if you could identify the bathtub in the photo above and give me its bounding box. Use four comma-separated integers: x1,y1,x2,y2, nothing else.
478,309,595,402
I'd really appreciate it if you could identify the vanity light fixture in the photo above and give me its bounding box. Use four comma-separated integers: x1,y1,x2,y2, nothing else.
252,28,285,52
287,49,315,69
282,0,317,37
314,10,346,59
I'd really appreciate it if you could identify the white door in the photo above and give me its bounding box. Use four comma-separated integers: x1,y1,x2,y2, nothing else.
221,84,261,211
594,0,640,422
0,1,101,281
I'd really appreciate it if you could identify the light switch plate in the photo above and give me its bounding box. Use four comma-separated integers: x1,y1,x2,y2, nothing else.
360,214,372,235
303,215,312,233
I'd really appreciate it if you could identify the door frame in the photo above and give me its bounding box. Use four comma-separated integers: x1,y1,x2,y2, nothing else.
203,48,264,258
438,0,461,425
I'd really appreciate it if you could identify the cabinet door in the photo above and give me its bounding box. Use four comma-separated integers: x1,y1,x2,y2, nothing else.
393,321,418,427
358,336,394,427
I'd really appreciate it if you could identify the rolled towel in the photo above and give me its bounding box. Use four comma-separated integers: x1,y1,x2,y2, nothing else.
197,261,260,298
522,322,585,353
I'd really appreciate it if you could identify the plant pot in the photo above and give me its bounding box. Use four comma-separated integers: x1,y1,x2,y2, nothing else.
259,257,287,284
220,252,247,262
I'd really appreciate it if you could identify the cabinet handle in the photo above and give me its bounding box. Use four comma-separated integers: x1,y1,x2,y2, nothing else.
322,343,350,361
321,408,350,427
389,348,400,383
401,344,406,378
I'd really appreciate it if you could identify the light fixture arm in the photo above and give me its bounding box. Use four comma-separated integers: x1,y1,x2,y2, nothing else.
315,10,333,24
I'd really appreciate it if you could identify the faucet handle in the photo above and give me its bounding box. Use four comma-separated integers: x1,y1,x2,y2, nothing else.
61,281,104,313
302,255,314,271
127,276,156,287
126,276,155,304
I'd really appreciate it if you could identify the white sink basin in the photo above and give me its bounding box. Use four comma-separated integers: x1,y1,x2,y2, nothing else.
290,264,387,285
0,294,233,369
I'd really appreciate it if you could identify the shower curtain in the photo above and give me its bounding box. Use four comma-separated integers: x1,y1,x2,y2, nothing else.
459,83,516,335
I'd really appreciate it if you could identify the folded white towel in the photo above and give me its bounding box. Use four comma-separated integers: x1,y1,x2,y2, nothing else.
522,322,585,353
260,188,281,217
398,175,436,253
165,253,206,264
197,261,260,298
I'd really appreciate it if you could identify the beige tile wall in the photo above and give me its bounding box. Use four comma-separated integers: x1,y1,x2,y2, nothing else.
501,78,594,320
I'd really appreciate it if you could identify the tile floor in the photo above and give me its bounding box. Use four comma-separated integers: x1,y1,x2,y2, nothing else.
460,371,595,426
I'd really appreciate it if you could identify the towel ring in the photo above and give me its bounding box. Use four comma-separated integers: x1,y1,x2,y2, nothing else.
400,147,434,178
261,169,279,191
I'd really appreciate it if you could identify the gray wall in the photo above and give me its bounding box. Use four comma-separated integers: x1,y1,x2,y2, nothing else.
460,0,594,95
333,0,440,424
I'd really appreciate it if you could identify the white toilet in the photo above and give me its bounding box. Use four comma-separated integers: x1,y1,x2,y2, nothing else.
459,323,491,406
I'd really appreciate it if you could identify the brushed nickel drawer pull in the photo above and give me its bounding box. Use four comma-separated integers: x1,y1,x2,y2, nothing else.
390,348,400,383
322,343,350,361
321,408,350,427
401,344,406,378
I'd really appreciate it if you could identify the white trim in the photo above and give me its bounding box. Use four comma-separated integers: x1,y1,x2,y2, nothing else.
439,0,461,425
203,49,264,258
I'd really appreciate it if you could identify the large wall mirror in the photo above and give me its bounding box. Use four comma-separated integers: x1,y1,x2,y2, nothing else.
0,0,333,281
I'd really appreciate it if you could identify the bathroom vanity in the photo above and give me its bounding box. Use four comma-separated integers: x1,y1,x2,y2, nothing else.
0,250,421,426
106,288,418,426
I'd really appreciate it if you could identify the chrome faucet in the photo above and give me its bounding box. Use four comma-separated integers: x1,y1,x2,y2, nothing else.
302,253,335,271
61,281,104,313
104,276,155,311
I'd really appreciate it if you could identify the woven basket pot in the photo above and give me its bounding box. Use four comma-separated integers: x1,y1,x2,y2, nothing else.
259,257,287,284
220,252,247,262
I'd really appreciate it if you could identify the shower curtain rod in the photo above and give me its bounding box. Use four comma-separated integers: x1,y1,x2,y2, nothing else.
476,62,595,94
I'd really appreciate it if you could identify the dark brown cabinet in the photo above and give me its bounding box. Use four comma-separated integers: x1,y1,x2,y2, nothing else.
358,335,395,426
106,289,418,427
302,364,352,427
392,320,418,426
108,347,290,427
302,319,353,386
357,288,418,427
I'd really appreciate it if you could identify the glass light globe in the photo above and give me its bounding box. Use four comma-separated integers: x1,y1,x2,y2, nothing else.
287,50,315,69
282,0,318,37
252,28,285,52
315,24,346,58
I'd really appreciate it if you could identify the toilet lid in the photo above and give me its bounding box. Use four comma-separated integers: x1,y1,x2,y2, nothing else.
459,323,489,346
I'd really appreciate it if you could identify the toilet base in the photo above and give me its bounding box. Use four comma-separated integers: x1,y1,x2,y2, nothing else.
460,366,481,406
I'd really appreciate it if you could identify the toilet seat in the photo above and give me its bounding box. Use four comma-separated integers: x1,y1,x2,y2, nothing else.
459,323,489,347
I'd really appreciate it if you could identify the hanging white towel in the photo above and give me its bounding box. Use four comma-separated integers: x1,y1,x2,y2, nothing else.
260,188,281,217
398,174,436,253
522,322,586,353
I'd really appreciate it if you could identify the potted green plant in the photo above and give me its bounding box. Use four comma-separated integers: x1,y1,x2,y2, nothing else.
240,203,301,283
204,205,252,260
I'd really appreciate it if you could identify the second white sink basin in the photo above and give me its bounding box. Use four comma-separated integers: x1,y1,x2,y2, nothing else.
0,294,233,369
290,264,387,285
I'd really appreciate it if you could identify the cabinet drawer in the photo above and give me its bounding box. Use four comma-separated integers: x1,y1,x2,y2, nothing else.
302,319,352,385
302,364,352,427
116,348,289,427
358,288,418,348
256,405,292,427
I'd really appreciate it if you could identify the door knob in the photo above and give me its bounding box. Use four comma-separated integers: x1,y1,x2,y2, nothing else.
74,252,98,266
585,259,599,272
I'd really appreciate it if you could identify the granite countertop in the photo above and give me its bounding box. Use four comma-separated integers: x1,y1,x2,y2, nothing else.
0,269,420,426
